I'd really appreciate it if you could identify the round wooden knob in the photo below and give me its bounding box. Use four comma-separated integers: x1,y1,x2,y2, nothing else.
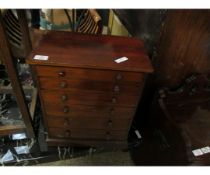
64,118,70,126
65,130,71,137
106,131,110,140
114,85,120,93
60,82,67,88
107,120,113,127
61,94,68,101
58,71,65,77
109,108,115,115
63,106,69,113
112,97,117,103
116,73,122,80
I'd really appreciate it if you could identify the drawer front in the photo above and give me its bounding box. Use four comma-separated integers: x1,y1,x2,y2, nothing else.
35,66,144,82
47,117,131,130
48,128,127,140
42,104,135,119
35,66,142,143
40,90,140,107
38,77,142,95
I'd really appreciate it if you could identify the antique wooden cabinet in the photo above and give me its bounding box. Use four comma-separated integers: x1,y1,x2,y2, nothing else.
27,31,153,147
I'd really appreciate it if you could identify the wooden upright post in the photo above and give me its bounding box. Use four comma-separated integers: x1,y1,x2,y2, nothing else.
0,11,34,138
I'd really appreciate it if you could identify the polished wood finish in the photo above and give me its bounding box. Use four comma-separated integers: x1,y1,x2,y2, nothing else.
47,117,131,130
39,79,142,95
0,11,34,138
48,128,127,140
46,137,128,148
40,90,140,107
35,66,144,82
113,10,210,88
27,31,153,73
28,31,153,147
145,73,210,165
45,103,135,119
155,10,210,87
44,105,134,119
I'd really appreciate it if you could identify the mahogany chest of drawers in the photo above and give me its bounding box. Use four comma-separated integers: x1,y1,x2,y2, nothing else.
27,31,153,147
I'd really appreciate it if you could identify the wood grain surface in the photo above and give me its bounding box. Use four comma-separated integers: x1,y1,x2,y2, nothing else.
27,31,153,73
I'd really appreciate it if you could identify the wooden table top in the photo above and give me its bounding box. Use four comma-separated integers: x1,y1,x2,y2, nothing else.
27,31,153,73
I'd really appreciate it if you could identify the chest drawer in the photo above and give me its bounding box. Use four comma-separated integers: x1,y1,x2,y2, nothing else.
43,104,135,119
48,128,127,141
27,31,153,147
47,117,131,130
38,77,142,95
40,90,140,107
35,66,144,82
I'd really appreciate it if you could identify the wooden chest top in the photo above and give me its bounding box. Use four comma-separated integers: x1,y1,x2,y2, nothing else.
27,31,153,73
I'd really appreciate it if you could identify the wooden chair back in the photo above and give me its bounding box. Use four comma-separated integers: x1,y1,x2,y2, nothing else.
1,10,31,61
76,9,102,34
